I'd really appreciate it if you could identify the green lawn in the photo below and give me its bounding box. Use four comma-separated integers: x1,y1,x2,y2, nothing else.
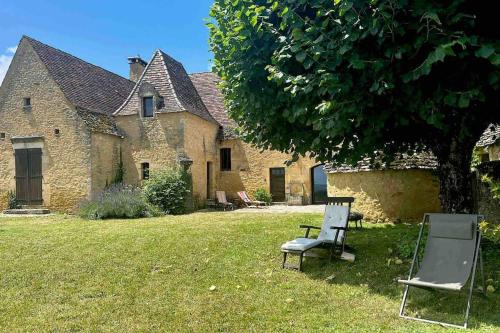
0,213,499,332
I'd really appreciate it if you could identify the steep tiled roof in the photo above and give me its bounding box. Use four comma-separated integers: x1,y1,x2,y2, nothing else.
325,152,438,173
25,36,135,115
160,52,217,123
477,124,499,147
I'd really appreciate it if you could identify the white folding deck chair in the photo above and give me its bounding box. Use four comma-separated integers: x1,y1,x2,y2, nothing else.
281,204,350,271
216,191,234,211
398,213,485,329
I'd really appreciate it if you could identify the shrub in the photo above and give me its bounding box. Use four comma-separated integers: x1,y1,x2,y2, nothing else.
8,191,20,209
79,184,162,220
395,226,427,261
480,221,500,246
254,188,272,204
143,167,192,215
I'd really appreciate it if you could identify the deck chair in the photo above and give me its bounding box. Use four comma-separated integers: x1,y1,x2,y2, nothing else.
281,204,349,271
216,191,235,211
237,191,266,208
327,197,364,229
398,214,485,329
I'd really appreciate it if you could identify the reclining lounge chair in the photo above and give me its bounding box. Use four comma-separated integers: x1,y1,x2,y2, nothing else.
216,191,235,211
281,204,350,271
398,213,485,329
237,191,267,208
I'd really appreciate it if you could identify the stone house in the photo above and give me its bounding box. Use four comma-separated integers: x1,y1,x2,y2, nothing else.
0,36,444,220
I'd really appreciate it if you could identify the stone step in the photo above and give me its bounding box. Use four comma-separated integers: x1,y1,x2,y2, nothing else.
3,208,51,215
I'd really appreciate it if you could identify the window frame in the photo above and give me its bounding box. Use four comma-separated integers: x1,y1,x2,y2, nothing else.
220,148,232,171
142,96,154,118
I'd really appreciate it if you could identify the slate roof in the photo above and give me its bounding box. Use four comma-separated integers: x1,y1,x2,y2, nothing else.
189,72,237,138
325,152,438,173
477,124,500,147
159,52,217,123
25,36,135,115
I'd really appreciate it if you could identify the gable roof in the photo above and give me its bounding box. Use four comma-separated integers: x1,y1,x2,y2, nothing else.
115,50,217,124
24,36,135,115
477,124,499,147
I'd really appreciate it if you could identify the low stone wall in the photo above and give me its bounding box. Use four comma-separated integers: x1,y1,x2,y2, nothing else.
327,169,441,223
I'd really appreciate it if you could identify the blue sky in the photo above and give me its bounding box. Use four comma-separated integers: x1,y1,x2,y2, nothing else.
0,0,215,83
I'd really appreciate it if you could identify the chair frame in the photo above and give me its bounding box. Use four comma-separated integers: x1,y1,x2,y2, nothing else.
281,198,351,271
399,214,485,329
327,197,363,229
216,191,235,211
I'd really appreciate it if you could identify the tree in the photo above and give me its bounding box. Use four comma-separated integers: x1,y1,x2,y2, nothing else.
209,0,499,213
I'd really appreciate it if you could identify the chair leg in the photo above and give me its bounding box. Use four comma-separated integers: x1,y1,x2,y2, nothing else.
298,252,304,272
399,285,410,317
282,252,288,269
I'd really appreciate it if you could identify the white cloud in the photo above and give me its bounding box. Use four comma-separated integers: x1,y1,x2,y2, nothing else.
0,46,18,85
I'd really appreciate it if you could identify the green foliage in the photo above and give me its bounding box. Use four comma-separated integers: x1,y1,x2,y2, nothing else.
395,226,427,261
7,191,19,209
254,188,272,204
209,0,499,212
143,167,192,215
481,174,500,199
78,184,162,220
480,221,500,246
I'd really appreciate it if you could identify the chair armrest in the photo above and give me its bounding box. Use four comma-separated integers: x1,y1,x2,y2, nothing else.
299,225,321,230
299,225,321,238
330,226,347,230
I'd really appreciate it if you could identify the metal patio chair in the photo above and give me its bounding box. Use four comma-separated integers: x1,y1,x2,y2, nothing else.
281,204,350,271
398,213,485,329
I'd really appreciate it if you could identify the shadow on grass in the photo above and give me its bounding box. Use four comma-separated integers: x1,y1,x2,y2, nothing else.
297,223,500,329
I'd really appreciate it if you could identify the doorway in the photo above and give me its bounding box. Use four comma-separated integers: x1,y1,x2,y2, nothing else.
270,167,286,202
15,148,43,205
311,164,328,204
206,162,213,199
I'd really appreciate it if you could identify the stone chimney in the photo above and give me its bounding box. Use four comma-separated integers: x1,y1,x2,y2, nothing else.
128,56,147,82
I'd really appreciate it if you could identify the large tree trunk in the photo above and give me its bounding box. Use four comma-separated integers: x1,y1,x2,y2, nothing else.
433,134,476,214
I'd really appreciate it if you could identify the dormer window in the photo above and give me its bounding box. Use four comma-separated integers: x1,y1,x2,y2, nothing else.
143,97,154,118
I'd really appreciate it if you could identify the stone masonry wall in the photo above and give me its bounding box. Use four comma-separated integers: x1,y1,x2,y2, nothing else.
0,39,91,212
183,113,219,206
328,169,441,223
217,139,318,204
90,132,121,198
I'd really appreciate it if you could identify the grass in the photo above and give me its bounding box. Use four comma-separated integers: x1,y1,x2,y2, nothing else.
0,212,499,332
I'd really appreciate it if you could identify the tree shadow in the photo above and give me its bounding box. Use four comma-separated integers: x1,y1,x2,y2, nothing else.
298,223,500,329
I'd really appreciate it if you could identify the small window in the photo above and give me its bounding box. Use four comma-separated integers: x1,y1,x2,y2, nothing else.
141,162,150,180
142,97,154,118
23,98,31,107
220,148,231,171
54,129,60,136
0,133,5,140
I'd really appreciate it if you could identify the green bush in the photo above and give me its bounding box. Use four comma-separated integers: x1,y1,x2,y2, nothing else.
8,191,20,209
79,184,162,220
143,167,192,215
480,221,500,246
254,188,272,204
395,226,427,261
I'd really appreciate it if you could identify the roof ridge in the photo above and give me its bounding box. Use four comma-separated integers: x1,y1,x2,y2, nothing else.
23,35,133,84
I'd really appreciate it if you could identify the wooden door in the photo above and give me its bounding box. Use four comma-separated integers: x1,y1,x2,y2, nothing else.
270,168,286,202
311,164,328,204
15,148,43,205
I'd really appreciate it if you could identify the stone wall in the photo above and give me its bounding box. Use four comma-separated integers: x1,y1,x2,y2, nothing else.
217,139,318,204
0,39,92,212
183,113,219,206
115,113,182,186
475,161,500,224
90,132,121,198
327,169,441,223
